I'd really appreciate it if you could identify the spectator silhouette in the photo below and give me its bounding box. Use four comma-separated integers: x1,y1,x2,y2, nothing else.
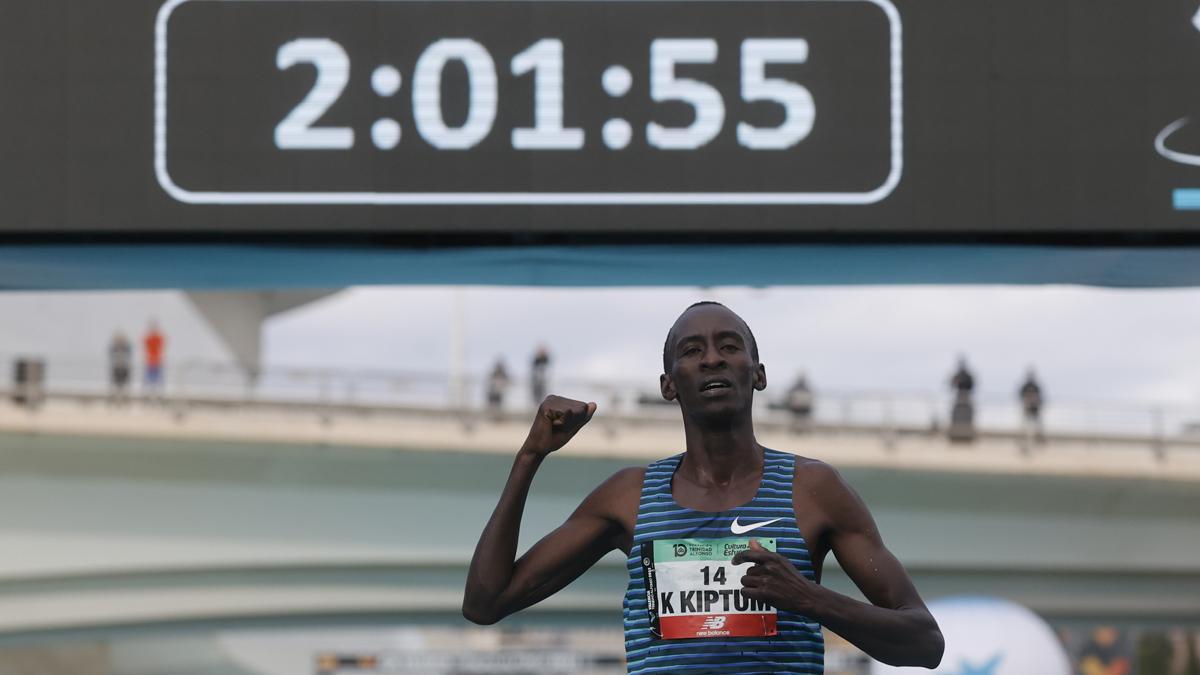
108,331,132,406
1019,367,1045,450
948,356,976,443
530,345,551,406
143,320,166,402
786,372,815,433
486,358,511,420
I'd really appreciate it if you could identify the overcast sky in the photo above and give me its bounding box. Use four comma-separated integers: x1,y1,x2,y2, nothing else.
2,284,1193,409
259,285,1200,406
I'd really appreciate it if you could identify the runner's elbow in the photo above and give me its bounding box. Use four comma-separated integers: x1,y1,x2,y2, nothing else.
913,619,945,668
928,627,946,667
461,594,510,625
462,609,499,626
878,612,943,668
461,601,501,626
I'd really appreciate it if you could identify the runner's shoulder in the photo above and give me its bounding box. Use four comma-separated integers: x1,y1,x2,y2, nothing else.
581,466,645,509
790,454,839,482
602,465,648,499
789,454,872,528
788,455,854,501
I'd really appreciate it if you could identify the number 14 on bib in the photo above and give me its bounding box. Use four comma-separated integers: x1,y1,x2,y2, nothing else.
642,538,778,640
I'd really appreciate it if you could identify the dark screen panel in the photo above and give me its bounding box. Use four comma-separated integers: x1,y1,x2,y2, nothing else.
0,0,1198,235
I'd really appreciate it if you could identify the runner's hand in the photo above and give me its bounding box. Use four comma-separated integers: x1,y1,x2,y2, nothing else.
520,395,597,457
732,539,817,615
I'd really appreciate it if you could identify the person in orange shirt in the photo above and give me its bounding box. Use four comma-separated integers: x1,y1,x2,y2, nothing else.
143,320,166,400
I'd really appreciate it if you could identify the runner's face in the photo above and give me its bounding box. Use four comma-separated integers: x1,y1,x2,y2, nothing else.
661,306,765,418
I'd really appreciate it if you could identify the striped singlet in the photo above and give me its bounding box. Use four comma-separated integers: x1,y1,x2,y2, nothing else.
623,448,824,674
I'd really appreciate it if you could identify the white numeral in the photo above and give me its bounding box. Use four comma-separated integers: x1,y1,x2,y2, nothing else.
738,39,815,150
275,39,354,150
412,39,498,150
646,39,725,150
511,39,584,150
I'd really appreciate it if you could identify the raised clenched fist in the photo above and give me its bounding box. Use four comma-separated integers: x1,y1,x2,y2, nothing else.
520,395,597,458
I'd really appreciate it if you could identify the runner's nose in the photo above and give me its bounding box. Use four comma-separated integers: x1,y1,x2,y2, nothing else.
700,345,725,369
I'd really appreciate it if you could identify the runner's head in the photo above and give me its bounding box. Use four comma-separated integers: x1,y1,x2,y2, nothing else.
660,302,765,419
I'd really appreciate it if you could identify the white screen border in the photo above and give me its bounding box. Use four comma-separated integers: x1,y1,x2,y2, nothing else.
154,0,903,206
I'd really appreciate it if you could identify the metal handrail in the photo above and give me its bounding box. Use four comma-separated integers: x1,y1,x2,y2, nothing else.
2,353,1197,449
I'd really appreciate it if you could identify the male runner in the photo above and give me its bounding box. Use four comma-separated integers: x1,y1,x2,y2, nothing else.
464,302,944,672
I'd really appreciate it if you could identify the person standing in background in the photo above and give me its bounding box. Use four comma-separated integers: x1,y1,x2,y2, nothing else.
1078,626,1131,675
786,372,815,433
487,358,511,420
108,331,132,406
143,321,166,402
948,356,976,443
1018,368,1045,450
530,345,551,406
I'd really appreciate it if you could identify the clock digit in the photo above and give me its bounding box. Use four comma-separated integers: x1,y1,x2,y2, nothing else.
274,39,355,150
646,39,725,150
413,39,498,150
738,39,815,149
511,39,585,150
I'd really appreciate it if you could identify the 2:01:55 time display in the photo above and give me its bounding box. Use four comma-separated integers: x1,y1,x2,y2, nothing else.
274,37,816,153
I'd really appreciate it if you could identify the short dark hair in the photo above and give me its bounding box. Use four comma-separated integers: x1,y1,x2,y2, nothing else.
662,301,759,373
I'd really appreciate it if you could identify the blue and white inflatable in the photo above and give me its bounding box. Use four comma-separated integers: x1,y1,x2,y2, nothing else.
870,596,1071,675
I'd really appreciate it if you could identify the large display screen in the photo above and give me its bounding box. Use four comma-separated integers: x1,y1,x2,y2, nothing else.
1,0,1199,235
160,0,898,204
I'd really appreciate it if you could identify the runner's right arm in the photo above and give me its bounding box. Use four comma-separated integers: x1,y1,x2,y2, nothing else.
462,396,639,625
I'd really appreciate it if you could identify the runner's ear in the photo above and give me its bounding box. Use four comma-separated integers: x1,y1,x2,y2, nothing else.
660,373,677,401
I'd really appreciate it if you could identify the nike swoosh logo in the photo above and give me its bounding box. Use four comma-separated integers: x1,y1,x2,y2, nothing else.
730,517,783,535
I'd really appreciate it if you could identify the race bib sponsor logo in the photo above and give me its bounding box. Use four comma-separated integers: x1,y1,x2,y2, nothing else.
641,537,778,640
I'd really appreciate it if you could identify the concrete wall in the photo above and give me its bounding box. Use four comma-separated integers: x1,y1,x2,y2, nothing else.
1,423,1198,638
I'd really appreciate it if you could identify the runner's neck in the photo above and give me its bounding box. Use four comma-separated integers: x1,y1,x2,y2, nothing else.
677,439,764,489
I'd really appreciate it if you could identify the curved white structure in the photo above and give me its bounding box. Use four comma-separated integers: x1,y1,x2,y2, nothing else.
871,596,1071,675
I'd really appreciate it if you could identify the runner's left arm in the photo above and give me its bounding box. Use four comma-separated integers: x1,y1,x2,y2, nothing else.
734,463,944,668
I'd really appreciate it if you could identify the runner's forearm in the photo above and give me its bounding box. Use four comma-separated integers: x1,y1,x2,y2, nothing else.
801,585,943,667
462,449,544,624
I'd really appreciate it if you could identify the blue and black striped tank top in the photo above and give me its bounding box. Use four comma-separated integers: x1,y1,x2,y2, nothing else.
623,448,824,674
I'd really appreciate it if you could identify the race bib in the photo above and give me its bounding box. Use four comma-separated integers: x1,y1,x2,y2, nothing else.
642,538,778,640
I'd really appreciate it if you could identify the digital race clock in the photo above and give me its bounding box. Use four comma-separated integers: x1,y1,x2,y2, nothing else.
155,0,901,205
